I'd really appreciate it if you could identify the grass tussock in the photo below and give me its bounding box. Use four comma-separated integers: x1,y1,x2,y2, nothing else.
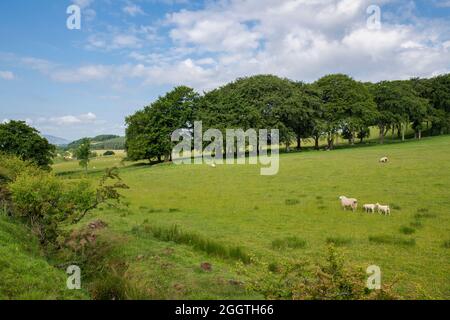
443,240,450,249
399,226,416,235
368,235,416,247
285,199,300,206
414,212,437,219
326,236,352,247
272,236,307,250
134,224,251,263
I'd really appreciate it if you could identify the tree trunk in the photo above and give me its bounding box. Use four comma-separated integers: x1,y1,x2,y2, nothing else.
379,125,385,144
296,136,302,150
327,133,334,150
314,136,320,150
418,130,422,140
401,123,406,142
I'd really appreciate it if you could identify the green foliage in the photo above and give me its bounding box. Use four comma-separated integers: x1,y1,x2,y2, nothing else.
126,86,199,162
0,216,88,299
103,150,115,156
0,120,56,169
315,74,377,148
74,138,91,172
247,246,398,300
8,163,128,243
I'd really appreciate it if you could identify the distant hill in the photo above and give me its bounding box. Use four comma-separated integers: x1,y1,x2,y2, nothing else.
67,135,125,150
42,135,70,146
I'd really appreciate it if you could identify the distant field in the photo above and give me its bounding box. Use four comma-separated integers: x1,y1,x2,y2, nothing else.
55,135,450,299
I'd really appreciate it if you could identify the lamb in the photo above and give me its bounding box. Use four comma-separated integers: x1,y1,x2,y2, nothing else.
379,157,389,163
339,196,358,212
376,203,391,215
363,204,376,213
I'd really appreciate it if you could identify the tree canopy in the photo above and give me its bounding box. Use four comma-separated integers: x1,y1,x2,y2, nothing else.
0,120,55,169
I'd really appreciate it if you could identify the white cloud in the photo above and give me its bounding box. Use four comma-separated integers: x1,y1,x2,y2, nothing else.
123,4,145,16
40,113,97,126
0,70,14,80
72,0,94,9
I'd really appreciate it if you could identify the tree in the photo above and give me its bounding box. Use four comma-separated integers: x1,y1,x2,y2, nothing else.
277,83,322,150
0,120,55,169
126,86,199,162
371,81,428,143
75,138,91,172
315,74,377,149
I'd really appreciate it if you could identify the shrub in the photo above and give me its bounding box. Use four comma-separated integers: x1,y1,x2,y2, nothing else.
103,151,115,156
9,166,128,243
247,246,399,300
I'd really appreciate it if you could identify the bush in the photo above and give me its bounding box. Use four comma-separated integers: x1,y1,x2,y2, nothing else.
246,246,399,300
8,163,128,244
103,151,115,156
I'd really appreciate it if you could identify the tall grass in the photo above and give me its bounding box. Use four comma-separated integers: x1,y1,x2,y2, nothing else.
272,236,307,250
368,235,416,247
326,236,352,247
135,224,251,264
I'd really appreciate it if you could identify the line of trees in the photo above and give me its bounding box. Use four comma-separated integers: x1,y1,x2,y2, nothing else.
125,73,450,162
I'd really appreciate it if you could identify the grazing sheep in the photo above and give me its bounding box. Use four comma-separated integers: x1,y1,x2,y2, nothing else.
363,204,376,213
210,163,216,168
376,203,391,215
339,196,358,212
379,157,389,163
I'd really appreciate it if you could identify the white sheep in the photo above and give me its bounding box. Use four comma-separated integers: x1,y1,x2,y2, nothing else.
363,204,376,213
339,196,358,212
376,203,391,215
379,157,389,163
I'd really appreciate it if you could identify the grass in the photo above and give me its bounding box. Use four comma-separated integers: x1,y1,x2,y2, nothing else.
272,236,307,250
368,235,416,247
326,236,352,247
133,223,251,264
42,134,450,299
0,217,89,300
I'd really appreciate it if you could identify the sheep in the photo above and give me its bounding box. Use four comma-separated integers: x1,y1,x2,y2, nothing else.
363,204,376,213
339,196,358,212
210,163,216,168
376,203,391,215
379,157,389,163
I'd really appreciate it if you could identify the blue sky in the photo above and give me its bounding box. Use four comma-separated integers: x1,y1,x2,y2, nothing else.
0,0,449,141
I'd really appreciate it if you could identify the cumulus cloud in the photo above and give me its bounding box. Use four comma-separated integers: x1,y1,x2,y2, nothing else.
0,71,14,80
123,4,145,16
38,113,97,126
14,0,450,91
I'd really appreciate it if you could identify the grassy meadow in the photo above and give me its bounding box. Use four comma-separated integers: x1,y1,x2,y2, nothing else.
52,135,450,299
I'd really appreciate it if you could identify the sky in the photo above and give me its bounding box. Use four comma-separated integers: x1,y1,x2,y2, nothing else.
0,0,449,141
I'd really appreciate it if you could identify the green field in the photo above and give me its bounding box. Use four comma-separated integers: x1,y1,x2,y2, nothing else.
53,136,450,299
